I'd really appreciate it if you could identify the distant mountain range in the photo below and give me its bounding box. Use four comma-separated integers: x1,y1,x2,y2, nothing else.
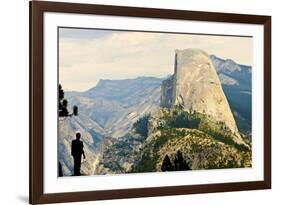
66,76,162,139
59,53,252,175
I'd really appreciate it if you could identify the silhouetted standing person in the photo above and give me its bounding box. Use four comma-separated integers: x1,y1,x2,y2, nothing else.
71,132,86,176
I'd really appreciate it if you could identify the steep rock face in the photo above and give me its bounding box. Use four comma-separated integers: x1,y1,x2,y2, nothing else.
160,75,174,108
161,49,244,145
211,55,252,136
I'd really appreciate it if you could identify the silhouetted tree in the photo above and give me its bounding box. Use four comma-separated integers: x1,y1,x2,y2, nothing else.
174,150,191,171
161,155,173,171
59,84,78,117
161,151,192,172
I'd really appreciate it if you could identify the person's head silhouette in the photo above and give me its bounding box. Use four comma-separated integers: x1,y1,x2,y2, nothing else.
76,132,81,140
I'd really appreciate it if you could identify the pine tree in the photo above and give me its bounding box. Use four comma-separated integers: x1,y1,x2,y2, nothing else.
174,150,191,171
59,84,78,117
161,155,173,171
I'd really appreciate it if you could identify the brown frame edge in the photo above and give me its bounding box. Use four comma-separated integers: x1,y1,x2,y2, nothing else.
29,1,271,204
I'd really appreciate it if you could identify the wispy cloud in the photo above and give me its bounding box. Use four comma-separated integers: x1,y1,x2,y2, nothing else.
59,28,252,91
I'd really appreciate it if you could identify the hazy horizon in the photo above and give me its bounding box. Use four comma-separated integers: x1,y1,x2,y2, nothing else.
59,28,253,91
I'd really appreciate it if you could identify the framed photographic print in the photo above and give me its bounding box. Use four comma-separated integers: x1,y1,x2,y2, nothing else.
29,0,271,204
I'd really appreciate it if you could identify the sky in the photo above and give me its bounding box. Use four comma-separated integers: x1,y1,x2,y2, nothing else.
59,28,252,91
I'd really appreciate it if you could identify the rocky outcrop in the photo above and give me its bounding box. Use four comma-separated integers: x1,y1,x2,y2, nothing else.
161,49,245,145
160,75,174,108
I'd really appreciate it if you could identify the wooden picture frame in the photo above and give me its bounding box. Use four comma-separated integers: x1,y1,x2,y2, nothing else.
30,0,271,204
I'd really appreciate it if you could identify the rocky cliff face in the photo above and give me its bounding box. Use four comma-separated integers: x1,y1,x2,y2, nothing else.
161,49,245,145
160,75,174,108
211,54,252,136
